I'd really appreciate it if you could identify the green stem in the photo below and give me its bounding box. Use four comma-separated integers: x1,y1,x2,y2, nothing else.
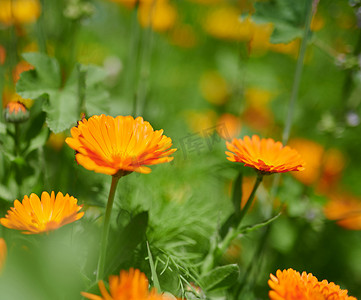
272,0,316,203
202,174,263,275
135,1,155,116
14,123,20,156
96,175,120,281
282,0,314,145
237,174,263,228
36,0,47,53
77,64,87,117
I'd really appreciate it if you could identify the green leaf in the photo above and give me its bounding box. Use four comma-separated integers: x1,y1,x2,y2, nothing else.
0,122,6,135
23,127,49,157
147,241,161,292
16,53,110,133
252,0,311,44
106,211,149,275
83,65,110,115
200,264,240,291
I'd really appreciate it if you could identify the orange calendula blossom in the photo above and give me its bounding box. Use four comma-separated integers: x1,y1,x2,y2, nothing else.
269,268,356,300
0,192,84,234
65,115,176,176
226,135,305,174
81,268,174,300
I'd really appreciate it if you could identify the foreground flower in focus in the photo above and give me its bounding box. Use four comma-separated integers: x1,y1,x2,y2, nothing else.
0,192,84,234
226,135,305,174
81,268,174,300
269,268,356,300
65,115,176,176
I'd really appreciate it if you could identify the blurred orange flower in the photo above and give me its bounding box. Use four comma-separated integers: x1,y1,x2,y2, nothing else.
269,268,356,300
203,6,249,41
0,45,5,65
81,268,174,300
217,113,241,140
200,71,229,105
66,115,176,176
170,25,197,48
288,139,345,189
242,87,274,132
226,135,305,174
0,238,6,273
324,192,361,230
184,110,217,135
47,132,66,151
0,0,41,25
12,60,34,83
0,192,84,234
138,0,177,32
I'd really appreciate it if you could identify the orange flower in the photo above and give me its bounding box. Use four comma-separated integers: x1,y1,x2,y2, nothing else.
65,115,176,176
0,238,6,272
217,113,241,140
0,192,84,234
137,0,177,32
324,192,361,230
226,135,305,174
269,268,356,300
81,268,173,300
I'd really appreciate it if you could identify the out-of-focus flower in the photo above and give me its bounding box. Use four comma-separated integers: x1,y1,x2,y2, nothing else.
242,88,274,131
65,115,176,176
310,13,325,31
200,71,229,105
4,101,29,123
245,87,272,107
269,268,356,300
0,192,84,234
288,139,345,189
0,0,41,26
81,268,174,300
0,238,6,273
12,60,34,83
318,149,345,192
324,192,361,230
217,113,241,140
203,6,250,41
0,45,5,65
47,132,66,151
268,39,300,56
226,135,305,175
170,24,197,48
138,0,177,32
288,138,324,185
184,110,217,135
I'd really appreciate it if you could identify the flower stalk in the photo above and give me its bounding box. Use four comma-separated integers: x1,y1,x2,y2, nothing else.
202,174,263,275
96,175,120,281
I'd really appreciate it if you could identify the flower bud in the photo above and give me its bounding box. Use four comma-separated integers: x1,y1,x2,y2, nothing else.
4,101,29,123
